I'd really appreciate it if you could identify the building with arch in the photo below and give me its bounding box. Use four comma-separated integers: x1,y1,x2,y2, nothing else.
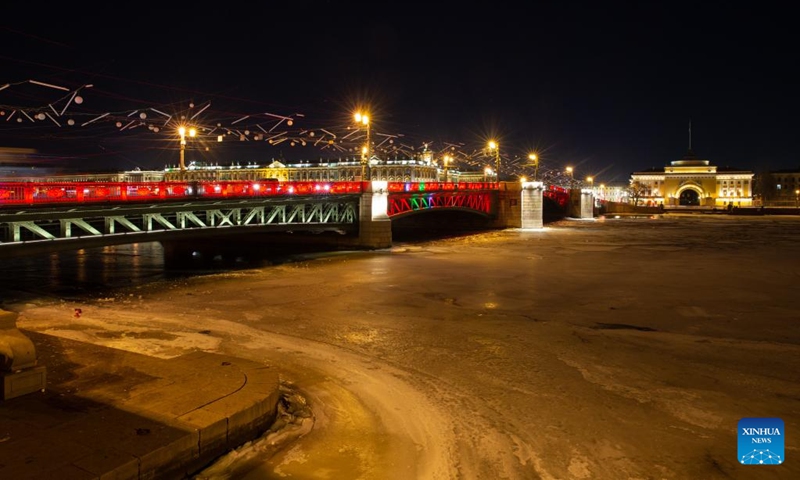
630,149,754,208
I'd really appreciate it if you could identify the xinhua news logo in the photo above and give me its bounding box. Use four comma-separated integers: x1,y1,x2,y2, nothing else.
738,417,784,465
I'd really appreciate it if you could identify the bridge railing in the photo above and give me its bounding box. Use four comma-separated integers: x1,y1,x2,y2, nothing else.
387,181,499,192
0,180,367,208
0,179,505,208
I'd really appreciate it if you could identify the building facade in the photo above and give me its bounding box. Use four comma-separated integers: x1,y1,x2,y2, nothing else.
757,169,800,206
630,150,754,208
161,157,445,183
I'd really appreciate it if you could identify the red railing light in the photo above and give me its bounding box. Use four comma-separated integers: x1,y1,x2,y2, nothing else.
1,179,498,208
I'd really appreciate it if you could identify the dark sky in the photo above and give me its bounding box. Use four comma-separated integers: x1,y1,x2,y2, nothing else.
1,2,797,183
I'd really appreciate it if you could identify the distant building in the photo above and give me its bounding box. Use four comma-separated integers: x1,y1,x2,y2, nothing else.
593,185,629,204
756,168,800,206
161,157,441,183
630,149,754,208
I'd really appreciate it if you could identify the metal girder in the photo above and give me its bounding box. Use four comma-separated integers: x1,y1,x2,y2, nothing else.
11,221,54,241
105,216,142,234
60,218,102,237
0,198,359,248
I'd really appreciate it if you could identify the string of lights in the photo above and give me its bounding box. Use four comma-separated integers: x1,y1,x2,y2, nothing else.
0,78,569,184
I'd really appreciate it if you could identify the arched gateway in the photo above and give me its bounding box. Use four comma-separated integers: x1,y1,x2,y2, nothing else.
678,188,700,206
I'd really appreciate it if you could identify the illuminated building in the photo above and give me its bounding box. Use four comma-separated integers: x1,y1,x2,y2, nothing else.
630,149,754,208
161,157,440,183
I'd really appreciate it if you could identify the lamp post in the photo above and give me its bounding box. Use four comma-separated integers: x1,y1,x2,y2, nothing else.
795,189,799,208
488,140,499,182
355,112,370,181
566,166,574,189
178,125,197,173
484,166,494,183
443,154,452,182
586,176,595,211
528,153,539,181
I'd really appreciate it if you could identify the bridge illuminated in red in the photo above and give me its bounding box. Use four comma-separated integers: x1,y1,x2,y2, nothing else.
0,178,569,259
0,179,502,211
0,179,570,211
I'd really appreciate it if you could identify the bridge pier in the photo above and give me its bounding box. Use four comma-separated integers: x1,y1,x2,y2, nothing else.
488,181,545,229
357,181,392,249
488,182,521,228
1,310,46,400
569,189,595,219
521,181,545,229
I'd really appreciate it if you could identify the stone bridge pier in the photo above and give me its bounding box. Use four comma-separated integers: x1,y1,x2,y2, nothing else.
520,182,545,229
488,181,545,230
357,181,392,249
569,188,595,219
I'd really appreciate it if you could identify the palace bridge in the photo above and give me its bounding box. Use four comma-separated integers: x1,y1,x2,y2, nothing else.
0,177,584,263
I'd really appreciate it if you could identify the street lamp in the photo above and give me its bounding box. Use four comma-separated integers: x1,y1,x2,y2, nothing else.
566,166,574,189
178,125,197,173
488,140,499,181
443,154,452,182
354,111,370,180
528,153,539,181
586,176,594,191
795,189,799,208
484,166,494,183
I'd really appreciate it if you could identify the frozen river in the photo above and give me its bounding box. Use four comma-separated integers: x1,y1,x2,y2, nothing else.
9,214,800,479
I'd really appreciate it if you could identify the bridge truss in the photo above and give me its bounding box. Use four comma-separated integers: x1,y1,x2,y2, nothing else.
0,197,360,256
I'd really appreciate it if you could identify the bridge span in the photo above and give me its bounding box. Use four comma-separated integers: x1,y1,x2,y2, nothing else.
0,179,584,262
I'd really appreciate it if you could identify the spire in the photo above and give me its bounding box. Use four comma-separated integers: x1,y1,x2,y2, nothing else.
686,119,695,158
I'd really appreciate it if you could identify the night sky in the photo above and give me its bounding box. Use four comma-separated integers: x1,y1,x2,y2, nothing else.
1,2,797,183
